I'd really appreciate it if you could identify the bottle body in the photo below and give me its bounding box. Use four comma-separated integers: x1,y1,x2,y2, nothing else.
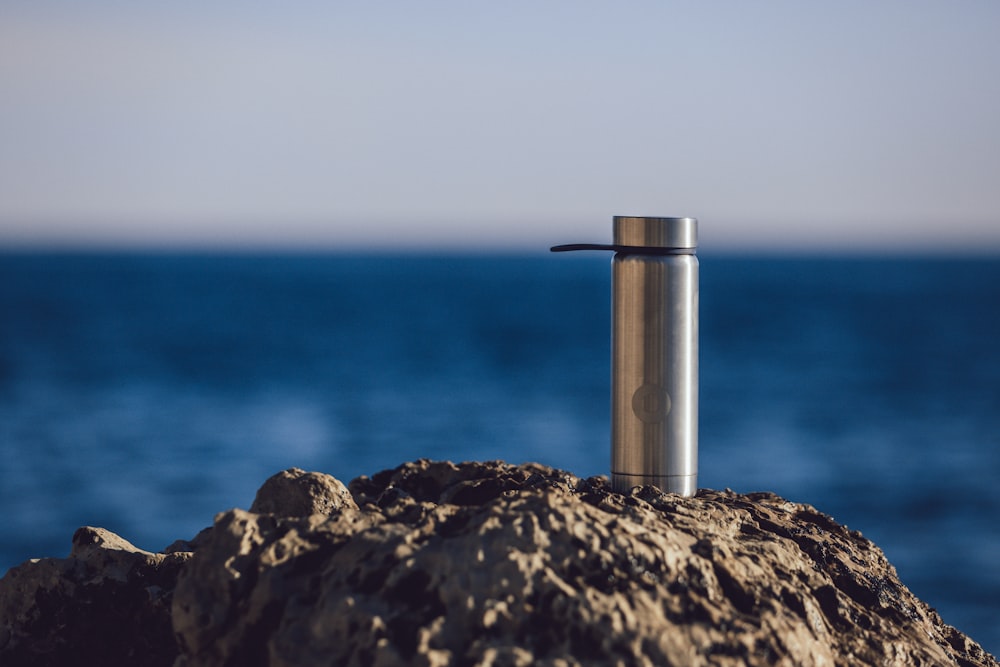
611,252,698,495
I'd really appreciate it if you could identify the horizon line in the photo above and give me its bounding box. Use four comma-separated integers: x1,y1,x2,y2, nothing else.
3,240,1000,259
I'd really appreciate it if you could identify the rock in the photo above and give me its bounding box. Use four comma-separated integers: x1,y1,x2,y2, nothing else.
169,460,997,667
2,459,996,667
250,467,358,517
0,526,191,667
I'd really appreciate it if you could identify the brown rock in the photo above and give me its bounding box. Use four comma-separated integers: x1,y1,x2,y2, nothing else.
250,467,358,517
169,459,997,667
2,460,994,666
0,526,191,667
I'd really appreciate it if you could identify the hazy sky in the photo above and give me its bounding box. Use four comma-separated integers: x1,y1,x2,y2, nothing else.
2,1,999,250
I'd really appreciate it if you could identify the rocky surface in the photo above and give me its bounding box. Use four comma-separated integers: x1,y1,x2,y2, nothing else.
0,526,190,666
1,460,996,667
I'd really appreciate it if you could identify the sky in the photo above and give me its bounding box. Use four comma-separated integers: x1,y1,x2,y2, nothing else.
2,1,999,252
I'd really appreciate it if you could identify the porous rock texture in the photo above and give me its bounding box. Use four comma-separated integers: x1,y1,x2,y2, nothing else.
0,525,191,666
2,461,996,667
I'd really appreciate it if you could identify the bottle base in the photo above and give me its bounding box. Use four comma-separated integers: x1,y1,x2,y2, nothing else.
611,472,697,497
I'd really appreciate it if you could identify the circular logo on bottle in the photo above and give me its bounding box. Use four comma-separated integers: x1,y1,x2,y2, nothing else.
631,384,671,423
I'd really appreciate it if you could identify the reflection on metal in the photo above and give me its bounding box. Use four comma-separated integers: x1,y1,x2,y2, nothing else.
552,216,698,496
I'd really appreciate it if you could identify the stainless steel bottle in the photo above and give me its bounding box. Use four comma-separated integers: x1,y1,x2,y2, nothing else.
610,216,698,495
552,216,699,496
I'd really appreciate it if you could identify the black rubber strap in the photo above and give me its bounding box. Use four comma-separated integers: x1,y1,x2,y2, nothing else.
550,243,696,256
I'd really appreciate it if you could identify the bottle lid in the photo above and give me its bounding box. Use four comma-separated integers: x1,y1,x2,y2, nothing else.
614,216,697,249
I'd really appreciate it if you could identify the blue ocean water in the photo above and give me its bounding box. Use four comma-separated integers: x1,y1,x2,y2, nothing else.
1,251,998,653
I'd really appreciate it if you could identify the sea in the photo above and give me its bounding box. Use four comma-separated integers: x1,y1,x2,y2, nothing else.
1,250,998,654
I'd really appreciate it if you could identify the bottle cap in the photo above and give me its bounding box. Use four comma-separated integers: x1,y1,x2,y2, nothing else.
613,216,697,249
